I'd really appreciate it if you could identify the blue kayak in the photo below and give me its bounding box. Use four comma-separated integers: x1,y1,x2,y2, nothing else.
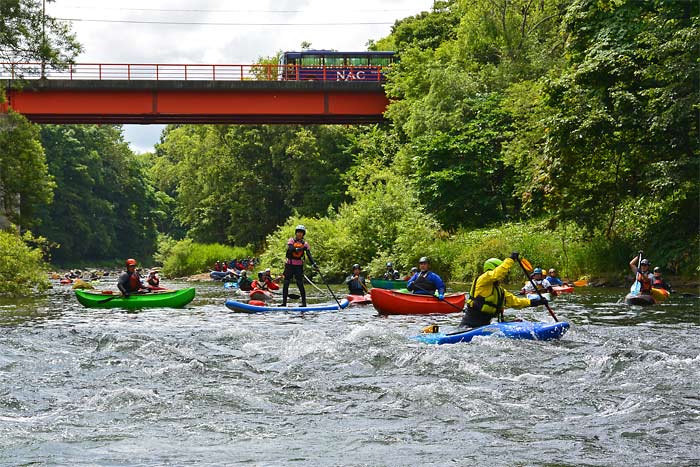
412,320,570,345
225,298,350,313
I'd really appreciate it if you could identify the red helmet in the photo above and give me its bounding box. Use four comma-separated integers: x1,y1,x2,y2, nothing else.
126,258,137,266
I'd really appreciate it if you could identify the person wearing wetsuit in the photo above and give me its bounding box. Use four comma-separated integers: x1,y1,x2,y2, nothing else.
117,258,148,297
281,225,317,307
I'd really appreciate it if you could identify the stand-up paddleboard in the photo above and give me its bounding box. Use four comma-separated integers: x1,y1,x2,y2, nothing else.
412,320,570,345
225,298,349,313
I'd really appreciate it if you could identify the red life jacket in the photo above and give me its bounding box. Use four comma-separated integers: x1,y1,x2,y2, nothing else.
637,272,652,293
291,241,305,259
128,272,142,291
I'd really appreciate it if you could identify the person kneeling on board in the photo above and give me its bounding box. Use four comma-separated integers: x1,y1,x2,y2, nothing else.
458,252,548,330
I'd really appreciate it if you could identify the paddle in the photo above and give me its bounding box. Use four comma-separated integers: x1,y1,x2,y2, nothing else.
630,251,643,295
409,281,464,313
517,257,558,322
304,274,326,294
312,266,342,308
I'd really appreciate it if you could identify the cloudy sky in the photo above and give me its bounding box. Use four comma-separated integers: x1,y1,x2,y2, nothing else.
47,0,434,153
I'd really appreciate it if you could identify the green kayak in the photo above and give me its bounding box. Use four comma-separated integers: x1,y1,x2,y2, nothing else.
369,278,408,290
75,288,196,309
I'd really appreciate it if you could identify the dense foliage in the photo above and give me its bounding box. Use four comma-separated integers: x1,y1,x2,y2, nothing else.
159,239,253,278
34,125,160,264
0,230,49,296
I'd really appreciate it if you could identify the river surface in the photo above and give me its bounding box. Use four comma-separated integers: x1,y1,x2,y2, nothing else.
1,279,699,466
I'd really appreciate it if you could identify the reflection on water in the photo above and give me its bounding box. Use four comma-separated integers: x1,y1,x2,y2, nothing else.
0,281,698,466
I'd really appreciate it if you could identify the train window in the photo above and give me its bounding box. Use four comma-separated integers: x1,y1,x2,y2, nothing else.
301,55,323,66
369,56,392,67
324,56,344,66
347,56,369,66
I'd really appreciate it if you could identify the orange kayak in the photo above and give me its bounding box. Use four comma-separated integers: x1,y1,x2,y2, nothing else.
370,288,464,315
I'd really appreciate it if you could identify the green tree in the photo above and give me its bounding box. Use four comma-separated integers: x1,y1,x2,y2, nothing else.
0,111,54,228
35,125,159,263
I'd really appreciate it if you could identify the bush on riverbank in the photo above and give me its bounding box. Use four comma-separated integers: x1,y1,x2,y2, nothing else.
160,239,253,277
260,212,698,286
0,230,50,296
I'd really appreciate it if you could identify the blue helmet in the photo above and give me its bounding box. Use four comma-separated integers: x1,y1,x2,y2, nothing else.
533,267,543,275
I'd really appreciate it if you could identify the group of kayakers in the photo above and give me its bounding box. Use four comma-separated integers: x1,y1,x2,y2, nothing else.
212,257,259,273
116,259,167,296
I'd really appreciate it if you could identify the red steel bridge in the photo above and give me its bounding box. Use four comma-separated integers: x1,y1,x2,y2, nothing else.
0,62,390,124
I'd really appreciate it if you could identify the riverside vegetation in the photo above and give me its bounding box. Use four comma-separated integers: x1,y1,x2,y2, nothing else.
0,0,697,295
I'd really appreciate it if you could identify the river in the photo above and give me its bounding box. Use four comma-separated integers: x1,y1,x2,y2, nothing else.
1,280,699,466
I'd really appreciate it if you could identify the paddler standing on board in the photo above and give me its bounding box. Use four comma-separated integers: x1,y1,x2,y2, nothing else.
458,252,548,329
281,225,318,307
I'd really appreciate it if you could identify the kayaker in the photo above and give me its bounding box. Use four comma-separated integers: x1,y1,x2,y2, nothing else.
522,268,555,295
546,268,564,286
213,261,221,272
262,268,282,285
146,269,164,290
383,262,401,280
221,261,228,273
252,271,279,291
345,264,367,296
403,267,418,281
629,254,653,294
281,224,318,307
406,257,445,300
117,258,149,297
237,270,253,291
458,253,548,329
652,267,672,292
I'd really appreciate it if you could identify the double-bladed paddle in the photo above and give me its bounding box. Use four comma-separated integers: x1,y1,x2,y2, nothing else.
517,257,558,322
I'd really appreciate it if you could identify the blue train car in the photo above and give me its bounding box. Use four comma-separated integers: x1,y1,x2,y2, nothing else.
278,50,396,81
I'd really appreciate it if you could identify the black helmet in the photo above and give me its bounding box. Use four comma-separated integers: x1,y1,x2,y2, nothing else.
640,259,650,266
352,263,360,270
653,267,661,273
418,256,429,264
386,262,393,268
410,267,418,272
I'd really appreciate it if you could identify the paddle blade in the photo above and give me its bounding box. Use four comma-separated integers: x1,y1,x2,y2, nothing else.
520,258,534,273
630,280,641,294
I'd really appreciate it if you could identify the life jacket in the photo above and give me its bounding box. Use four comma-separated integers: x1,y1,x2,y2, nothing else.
291,240,305,259
128,272,142,291
147,275,159,287
637,272,652,293
412,272,436,294
467,277,505,317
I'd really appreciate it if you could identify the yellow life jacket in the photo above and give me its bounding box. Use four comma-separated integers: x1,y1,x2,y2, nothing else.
467,277,506,316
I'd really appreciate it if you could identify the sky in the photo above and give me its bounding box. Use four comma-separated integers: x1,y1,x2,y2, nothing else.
46,0,435,153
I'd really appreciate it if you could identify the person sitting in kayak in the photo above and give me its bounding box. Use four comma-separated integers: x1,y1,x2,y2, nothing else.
146,269,167,290
213,261,221,272
221,261,228,273
281,224,318,307
383,262,400,280
652,267,672,292
407,257,446,300
545,268,564,286
346,264,367,296
630,254,653,294
117,258,149,297
458,253,548,329
522,267,555,295
403,267,418,281
237,270,253,291
262,268,282,286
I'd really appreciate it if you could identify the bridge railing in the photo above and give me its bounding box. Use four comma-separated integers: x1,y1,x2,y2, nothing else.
0,62,388,82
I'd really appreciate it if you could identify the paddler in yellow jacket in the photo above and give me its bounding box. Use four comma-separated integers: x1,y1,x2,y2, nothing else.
458,252,548,329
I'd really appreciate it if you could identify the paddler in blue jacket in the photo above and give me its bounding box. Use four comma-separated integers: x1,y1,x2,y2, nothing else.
458,252,548,329
407,257,446,300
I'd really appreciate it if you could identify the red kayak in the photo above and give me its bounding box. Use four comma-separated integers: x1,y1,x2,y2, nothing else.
370,288,464,315
347,294,372,306
552,286,574,294
249,289,273,301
